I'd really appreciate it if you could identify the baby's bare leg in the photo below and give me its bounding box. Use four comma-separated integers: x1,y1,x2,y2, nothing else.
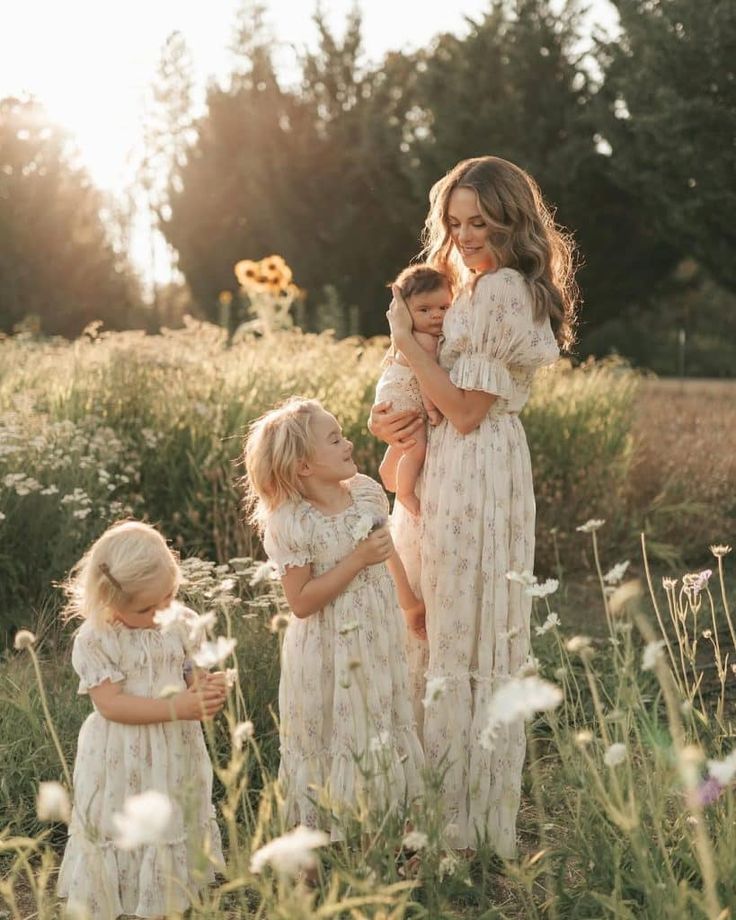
396,426,427,516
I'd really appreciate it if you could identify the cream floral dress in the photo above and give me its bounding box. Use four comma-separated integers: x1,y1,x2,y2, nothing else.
418,268,559,856
263,473,424,838
57,604,223,919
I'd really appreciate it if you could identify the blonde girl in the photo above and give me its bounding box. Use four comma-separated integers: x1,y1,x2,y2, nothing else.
371,155,578,857
243,397,425,836
57,520,225,920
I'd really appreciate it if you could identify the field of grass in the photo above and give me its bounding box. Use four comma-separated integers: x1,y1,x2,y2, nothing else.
1,326,735,918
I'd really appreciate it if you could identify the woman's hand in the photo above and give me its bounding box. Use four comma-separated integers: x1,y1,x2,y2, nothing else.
355,526,394,567
369,401,423,448
386,284,414,352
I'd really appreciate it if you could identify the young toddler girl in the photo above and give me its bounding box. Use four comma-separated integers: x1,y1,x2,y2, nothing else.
57,520,226,920
243,397,425,837
373,264,452,515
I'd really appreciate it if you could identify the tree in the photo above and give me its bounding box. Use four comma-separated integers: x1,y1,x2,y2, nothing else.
597,0,736,292
0,97,139,336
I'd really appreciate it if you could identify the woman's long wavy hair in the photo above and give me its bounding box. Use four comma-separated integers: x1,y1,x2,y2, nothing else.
421,156,580,350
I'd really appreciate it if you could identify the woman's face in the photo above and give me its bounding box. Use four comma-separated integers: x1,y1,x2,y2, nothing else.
447,187,497,274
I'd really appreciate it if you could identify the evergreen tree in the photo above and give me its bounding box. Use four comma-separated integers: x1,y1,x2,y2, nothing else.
0,97,139,337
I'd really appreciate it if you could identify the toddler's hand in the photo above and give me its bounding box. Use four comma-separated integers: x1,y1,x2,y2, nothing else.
174,682,226,721
204,670,229,694
404,601,427,640
357,526,394,567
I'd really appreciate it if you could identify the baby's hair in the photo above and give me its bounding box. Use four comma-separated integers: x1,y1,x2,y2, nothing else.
391,263,451,301
63,520,181,629
242,397,324,532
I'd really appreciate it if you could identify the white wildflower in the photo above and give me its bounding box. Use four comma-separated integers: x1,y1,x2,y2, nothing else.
153,604,185,632
233,721,255,750
422,675,448,708
193,636,237,668
710,544,732,558
576,519,605,533
438,854,458,879
603,561,630,585
73,508,91,520
0,511,5,522
603,743,627,767
113,790,173,849
36,781,70,823
224,667,238,688
506,569,537,586
249,559,279,586
707,749,736,786
535,612,561,636
14,629,36,650
642,639,665,671
481,676,562,751
526,578,559,598
269,612,290,633
575,730,593,747
40,485,59,496
249,825,329,876
402,830,428,851
188,610,216,644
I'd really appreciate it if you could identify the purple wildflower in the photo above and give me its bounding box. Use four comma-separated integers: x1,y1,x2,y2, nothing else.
694,775,724,807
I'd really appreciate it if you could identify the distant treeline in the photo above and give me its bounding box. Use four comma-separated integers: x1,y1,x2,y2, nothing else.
1,0,734,374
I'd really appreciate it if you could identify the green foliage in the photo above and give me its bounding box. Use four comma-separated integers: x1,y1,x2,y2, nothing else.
0,98,140,337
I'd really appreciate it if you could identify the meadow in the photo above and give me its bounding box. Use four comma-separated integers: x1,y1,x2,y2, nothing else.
1,324,735,918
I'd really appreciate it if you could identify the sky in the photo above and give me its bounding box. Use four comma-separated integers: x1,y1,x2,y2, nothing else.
1,0,618,285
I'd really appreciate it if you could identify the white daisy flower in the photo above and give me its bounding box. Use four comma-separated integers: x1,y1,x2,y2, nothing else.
249,825,329,876
113,791,173,849
193,636,237,668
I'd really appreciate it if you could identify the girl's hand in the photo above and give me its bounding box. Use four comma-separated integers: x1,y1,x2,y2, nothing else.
369,401,422,449
387,284,414,351
404,601,427,640
174,682,226,721
356,526,394,567
203,670,229,693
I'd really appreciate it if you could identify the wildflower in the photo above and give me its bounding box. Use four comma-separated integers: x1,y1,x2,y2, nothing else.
710,544,732,558
113,791,173,849
73,508,91,520
526,578,559,598
662,577,677,590
225,668,238,688
481,676,562,752
338,620,360,635
402,830,429,851
189,610,216,643
37,781,71,823
438,854,458,879
575,730,593,747
506,569,536,586
249,560,279,586
422,676,448,708
153,605,185,632
695,776,724,807
566,635,591,654
603,561,630,585
13,629,36,650
249,825,329,876
576,519,605,533
233,721,255,750
269,612,290,633
702,629,713,640
642,640,665,671
535,613,561,636
603,743,627,767
707,749,736,786
683,570,712,596
192,636,237,668
0,511,5,522
40,485,59,496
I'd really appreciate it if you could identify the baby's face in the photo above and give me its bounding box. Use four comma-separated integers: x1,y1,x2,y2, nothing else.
407,285,451,336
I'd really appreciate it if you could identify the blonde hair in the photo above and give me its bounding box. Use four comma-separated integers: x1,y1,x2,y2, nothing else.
242,397,324,531
63,520,181,629
421,156,579,350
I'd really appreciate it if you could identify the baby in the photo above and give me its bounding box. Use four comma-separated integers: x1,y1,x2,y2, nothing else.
374,264,451,515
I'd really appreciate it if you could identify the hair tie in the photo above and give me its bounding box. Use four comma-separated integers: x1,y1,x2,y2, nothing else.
99,562,123,593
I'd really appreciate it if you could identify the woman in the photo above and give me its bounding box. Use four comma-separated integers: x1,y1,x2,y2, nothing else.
371,156,578,857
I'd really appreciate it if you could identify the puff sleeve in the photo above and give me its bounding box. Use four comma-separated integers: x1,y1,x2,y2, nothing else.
71,623,125,694
348,473,390,519
263,503,315,575
449,268,560,404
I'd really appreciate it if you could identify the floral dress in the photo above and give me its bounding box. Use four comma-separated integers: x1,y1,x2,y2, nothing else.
419,268,559,856
57,604,223,919
263,473,424,837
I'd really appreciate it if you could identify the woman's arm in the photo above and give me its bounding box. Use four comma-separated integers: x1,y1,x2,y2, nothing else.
89,679,226,724
387,289,496,435
280,527,394,618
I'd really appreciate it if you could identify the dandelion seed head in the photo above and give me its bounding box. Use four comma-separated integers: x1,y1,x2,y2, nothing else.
566,635,591,654
14,629,36,650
